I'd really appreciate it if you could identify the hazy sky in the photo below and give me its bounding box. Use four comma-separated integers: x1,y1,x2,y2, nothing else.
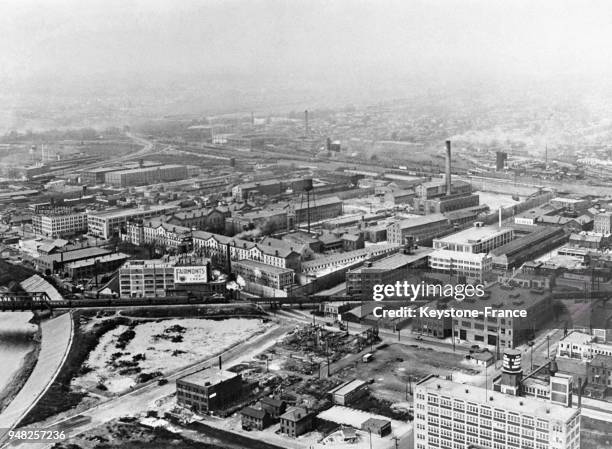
2,0,612,92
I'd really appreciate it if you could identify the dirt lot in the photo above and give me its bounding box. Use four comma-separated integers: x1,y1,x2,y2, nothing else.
333,342,481,403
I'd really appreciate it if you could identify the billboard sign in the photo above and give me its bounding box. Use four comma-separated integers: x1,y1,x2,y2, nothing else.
174,266,207,284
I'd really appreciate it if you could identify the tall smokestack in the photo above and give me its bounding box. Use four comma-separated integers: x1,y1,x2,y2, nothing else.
304,110,309,137
445,140,452,196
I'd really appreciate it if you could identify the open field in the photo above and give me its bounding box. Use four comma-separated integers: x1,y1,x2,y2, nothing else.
73,318,270,394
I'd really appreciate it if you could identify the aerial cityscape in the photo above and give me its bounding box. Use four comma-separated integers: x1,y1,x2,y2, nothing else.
1,1,612,448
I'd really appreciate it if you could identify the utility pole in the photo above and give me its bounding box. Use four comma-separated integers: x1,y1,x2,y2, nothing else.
392,436,399,449
547,335,550,359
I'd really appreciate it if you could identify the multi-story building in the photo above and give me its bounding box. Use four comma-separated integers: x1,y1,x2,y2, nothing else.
123,219,192,250
452,286,553,349
415,180,472,200
104,164,188,187
64,253,130,279
594,212,612,235
192,231,301,271
386,214,452,246
291,196,343,224
32,208,88,238
429,225,513,280
279,407,313,438
345,250,432,299
232,259,294,290
414,285,553,348
167,208,229,232
587,354,612,395
556,331,612,361
414,193,480,215
428,249,492,281
549,197,589,213
414,375,581,449
432,225,514,254
118,257,209,298
176,369,243,414
87,204,179,239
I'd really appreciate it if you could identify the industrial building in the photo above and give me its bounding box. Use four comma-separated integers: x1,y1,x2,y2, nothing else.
104,164,188,187
415,372,580,449
292,195,343,224
432,225,514,254
345,249,432,299
496,151,507,171
64,252,130,279
328,379,368,406
386,214,452,246
32,207,88,238
118,257,209,298
176,369,243,414
232,259,294,290
413,192,480,215
429,224,514,279
594,211,612,235
166,208,229,232
428,249,492,281
87,204,179,239
491,227,568,270
413,284,554,348
34,246,112,273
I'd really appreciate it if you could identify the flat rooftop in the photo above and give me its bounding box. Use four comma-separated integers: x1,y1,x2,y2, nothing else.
350,248,433,273
233,258,294,274
329,379,367,396
179,369,238,387
88,204,177,218
417,377,578,422
434,225,511,245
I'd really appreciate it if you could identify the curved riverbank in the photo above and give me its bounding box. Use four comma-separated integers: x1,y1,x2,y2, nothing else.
0,326,41,414
0,312,73,442
0,312,40,414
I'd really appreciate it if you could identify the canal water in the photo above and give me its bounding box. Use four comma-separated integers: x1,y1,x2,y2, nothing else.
0,312,38,399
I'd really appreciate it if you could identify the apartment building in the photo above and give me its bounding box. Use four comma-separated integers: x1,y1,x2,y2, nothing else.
192,231,302,271
87,204,179,239
414,376,580,449
32,208,87,238
123,219,191,250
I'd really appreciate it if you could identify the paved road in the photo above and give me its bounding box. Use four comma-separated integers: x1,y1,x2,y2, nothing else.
3,323,290,449
0,313,73,442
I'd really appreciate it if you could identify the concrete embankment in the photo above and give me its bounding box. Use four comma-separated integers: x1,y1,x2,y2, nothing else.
0,313,73,442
